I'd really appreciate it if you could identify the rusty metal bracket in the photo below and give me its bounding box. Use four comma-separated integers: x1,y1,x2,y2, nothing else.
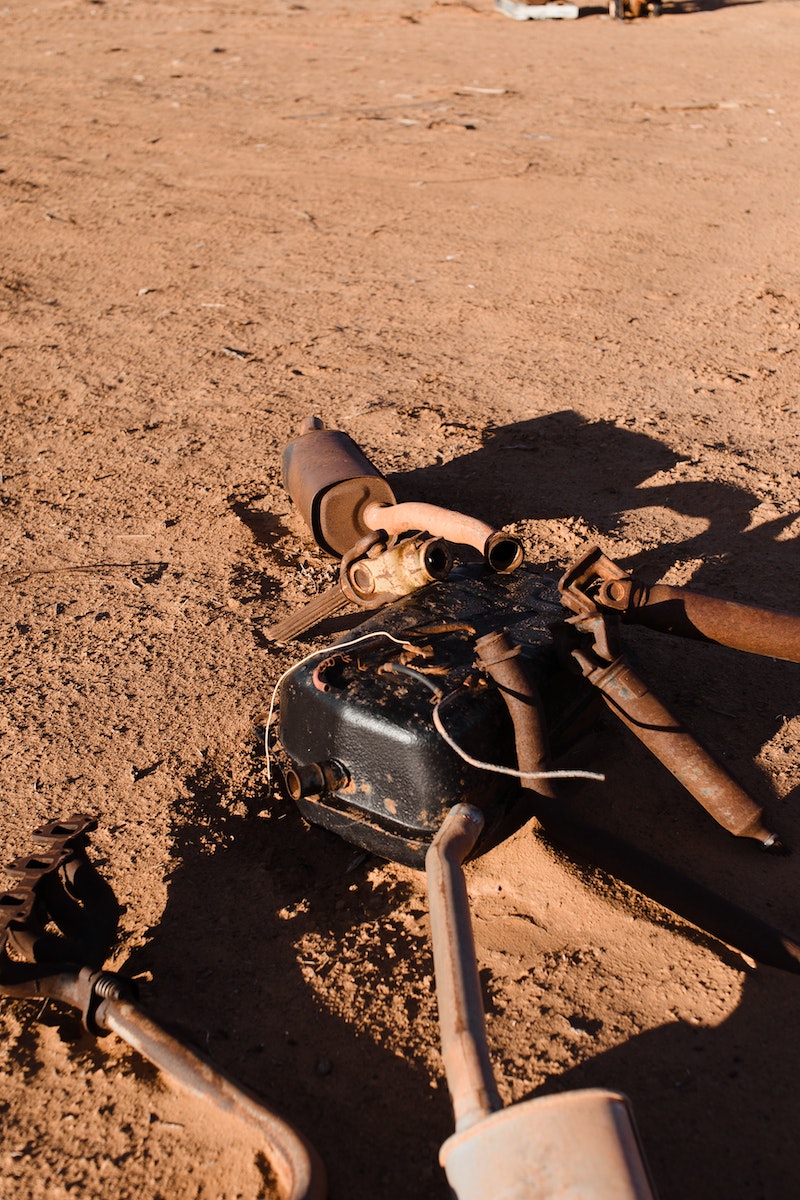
559,544,633,619
0,813,119,986
0,816,326,1200
560,544,800,663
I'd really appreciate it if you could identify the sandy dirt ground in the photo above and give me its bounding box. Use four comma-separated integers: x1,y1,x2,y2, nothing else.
1,0,799,1197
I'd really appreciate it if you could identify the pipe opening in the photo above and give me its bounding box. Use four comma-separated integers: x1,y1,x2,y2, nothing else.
484,532,524,574
424,541,453,580
285,761,349,801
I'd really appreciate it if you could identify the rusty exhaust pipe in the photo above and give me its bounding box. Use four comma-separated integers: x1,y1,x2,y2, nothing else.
474,629,555,802
560,545,800,663
426,805,656,1200
425,804,502,1133
361,501,523,574
96,988,325,1200
479,634,800,973
573,652,783,850
0,817,327,1200
282,418,523,571
613,582,800,664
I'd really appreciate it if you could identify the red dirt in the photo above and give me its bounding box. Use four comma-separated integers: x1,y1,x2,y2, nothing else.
1,1,799,1198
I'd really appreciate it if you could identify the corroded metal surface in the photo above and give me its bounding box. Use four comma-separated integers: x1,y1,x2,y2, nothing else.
561,543,800,663
440,1090,657,1200
425,804,501,1133
281,417,523,570
362,499,523,573
426,806,657,1199
475,628,555,801
573,652,781,848
282,422,396,556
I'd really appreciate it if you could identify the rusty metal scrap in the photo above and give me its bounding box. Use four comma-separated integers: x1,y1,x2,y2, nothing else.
281,416,523,572
572,650,783,849
425,804,501,1133
0,816,325,1200
427,805,657,1199
561,544,800,663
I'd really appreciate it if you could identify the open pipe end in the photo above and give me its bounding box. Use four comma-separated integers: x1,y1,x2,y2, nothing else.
423,538,454,581
298,415,325,435
484,531,524,574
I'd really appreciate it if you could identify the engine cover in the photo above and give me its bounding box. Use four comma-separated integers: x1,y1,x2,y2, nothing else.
275,566,595,867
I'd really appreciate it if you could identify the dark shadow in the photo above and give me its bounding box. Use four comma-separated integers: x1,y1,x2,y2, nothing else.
385,412,799,855
120,760,454,1200
389,411,798,601
528,965,800,1199
203,411,798,1196
230,500,295,559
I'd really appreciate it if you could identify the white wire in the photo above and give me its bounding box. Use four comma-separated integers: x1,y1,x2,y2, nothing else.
265,628,604,790
264,630,413,783
432,702,605,783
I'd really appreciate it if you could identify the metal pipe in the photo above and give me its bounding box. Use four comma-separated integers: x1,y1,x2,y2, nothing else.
425,805,502,1133
476,638,800,973
614,582,800,664
97,994,326,1200
474,629,556,801
362,501,523,574
575,653,782,849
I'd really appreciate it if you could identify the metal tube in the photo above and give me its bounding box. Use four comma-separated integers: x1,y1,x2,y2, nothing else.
97,995,326,1200
618,583,800,664
578,654,781,848
425,805,502,1133
475,629,556,801
362,501,523,573
470,643,800,973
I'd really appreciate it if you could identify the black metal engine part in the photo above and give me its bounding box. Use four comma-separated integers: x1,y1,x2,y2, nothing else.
275,565,596,867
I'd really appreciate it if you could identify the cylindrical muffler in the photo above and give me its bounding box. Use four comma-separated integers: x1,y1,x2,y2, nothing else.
440,1089,657,1200
282,418,396,556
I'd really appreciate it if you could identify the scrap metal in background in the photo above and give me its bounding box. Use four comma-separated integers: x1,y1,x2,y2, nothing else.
494,0,660,20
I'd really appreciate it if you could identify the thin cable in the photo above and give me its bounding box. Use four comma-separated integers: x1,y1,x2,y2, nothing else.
378,660,445,697
265,630,413,784
432,699,605,783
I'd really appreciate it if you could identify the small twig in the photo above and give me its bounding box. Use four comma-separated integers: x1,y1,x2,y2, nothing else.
2,561,168,584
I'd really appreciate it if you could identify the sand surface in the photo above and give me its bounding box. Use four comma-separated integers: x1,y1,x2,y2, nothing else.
1,1,799,1197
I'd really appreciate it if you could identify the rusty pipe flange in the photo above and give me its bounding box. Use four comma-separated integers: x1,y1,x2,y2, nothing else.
342,533,454,608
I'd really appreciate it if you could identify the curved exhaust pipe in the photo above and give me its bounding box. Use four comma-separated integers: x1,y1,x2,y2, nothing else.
282,418,523,571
